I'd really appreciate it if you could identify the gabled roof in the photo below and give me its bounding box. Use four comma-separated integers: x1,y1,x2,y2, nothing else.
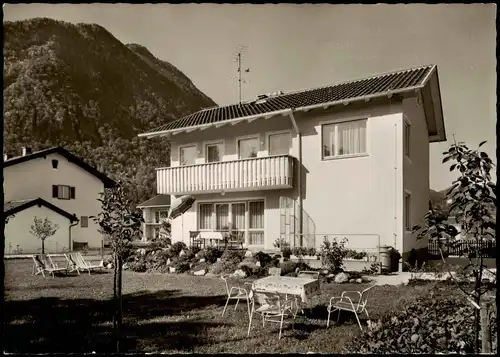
4,198,78,222
139,64,446,142
137,194,171,208
3,147,117,188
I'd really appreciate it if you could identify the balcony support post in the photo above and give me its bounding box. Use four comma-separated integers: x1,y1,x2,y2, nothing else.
288,109,303,247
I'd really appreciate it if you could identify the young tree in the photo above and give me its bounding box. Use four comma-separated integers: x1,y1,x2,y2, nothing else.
413,140,496,353
30,216,59,254
94,182,143,353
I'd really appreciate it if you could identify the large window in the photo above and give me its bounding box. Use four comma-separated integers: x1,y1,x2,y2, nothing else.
238,137,259,159
197,199,265,245
52,185,75,200
179,145,197,166
404,121,411,158
268,132,291,156
206,142,223,163
404,192,411,231
322,119,367,159
154,210,169,224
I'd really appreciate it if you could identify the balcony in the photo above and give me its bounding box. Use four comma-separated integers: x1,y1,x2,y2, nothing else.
157,155,296,195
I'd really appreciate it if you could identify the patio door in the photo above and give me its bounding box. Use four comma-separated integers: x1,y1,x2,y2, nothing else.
215,202,246,238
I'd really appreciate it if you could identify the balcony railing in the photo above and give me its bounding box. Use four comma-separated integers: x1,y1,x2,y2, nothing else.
157,155,296,195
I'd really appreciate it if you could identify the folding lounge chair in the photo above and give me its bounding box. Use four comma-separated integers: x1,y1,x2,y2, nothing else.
326,284,375,331
32,254,68,278
67,252,104,275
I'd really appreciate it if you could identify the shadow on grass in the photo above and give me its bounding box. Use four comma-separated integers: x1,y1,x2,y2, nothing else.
3,289,230,353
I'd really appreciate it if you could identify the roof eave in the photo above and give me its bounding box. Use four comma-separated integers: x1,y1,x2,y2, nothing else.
138,85,424,139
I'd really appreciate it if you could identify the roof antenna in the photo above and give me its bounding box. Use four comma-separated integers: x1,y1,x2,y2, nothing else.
234,46,250,104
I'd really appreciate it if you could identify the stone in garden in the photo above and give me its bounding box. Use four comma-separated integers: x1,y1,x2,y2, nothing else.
195,253,199,258
355,278,362,283
137,248,146,256
255,261,261,267
334,272,349,283
122,263,129,270
244,250,253,257
189,263,194,268
179,250,186,257
232,269,247,278
349,279,355,283
327,273,335,279
166,258,171,265
199,258,206,263
217,258,221,262
295,267,300,273
321,269,329,275
279,258,284,263
169,267,176,273
411,334,420,343
106,263,113,269
238,261,257,269
194,269,206,276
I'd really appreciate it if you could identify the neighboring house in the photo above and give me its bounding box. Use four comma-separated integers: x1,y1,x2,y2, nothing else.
138,65,447,267
3,146,116,254
137,194,171,241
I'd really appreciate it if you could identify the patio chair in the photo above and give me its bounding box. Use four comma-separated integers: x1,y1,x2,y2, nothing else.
189,231,202,249
32,254,68,278
221,274,251,318
247,289,298,340
297,271,320,279
67,252,104,275
326,284,376,331
226,230,244,250
268,267,282,276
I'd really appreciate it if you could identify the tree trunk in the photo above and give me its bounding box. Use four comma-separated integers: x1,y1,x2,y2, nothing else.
113,253,118,352
42,239,45,254
117,255,123,353
481,300,492,353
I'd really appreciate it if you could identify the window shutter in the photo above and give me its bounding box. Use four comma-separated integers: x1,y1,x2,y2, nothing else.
70,187,76,199
52,185,58,198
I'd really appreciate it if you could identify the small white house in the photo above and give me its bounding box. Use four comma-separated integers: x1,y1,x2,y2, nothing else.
3,146,116,254
137,194,171,241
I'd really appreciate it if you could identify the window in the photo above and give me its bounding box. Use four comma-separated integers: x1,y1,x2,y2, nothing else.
322,119,367,159
249,201,264,245
179,145,197,166
404,121,411,158
404,192,411,231
154,210,169,224
52,185,75,200
198,203,214,230
206,142,223,163
268,132,291,156
52,159,59,169
238,137,259,159
81,216,89,228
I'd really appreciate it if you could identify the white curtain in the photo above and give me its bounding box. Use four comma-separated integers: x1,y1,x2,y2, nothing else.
337,120,366,155
322,124,335,157
231,203,246,230
249,201,264,244
216,204,229,230
198,203,213,229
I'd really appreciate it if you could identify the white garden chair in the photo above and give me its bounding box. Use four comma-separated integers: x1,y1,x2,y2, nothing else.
32,254,67,278
326,284,375,331
221,274,251,319
247,289,298,340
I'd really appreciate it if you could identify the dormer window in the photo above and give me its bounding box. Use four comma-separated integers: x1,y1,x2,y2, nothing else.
52,159,59,169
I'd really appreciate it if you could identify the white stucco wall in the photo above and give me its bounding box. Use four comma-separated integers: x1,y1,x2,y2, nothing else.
4,205,72,255
3,152,106,249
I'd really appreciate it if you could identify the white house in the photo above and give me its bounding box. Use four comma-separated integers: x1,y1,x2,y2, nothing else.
3,146,116,254
137,194,171,241
138,64,447,266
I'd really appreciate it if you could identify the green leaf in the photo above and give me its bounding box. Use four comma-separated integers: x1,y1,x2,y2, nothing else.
478,140,487,148
449,164,456,171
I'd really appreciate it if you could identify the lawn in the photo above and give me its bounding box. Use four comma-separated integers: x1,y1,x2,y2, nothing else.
4,258,438,353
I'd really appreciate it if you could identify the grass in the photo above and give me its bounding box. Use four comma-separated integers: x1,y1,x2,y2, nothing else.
4,258,438,353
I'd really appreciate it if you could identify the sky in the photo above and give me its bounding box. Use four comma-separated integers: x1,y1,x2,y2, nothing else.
3,3,497,191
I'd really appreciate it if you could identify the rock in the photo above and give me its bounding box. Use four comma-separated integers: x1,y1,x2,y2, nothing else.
232,269,247,278
199,258,206,263
255,261,261,267
411,334,420,343
279,257,285,263
356,278,362,283
137,248,146,256
334,272,349,283
194,269,206,276
122,263,129,270
327,273,335,279
169,267,176,273
166,258,171,265
179,250,186,257
295,267,300,273
321,269,329,275
217,258,221,262
238,261,257,269
349,279,355,283
106,263,113,269
189,263,194,268
245,250,253,257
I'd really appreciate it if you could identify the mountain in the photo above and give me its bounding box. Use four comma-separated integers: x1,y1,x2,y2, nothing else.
3,17,216,204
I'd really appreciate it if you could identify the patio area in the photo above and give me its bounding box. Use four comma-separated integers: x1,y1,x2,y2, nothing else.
4,258,442,353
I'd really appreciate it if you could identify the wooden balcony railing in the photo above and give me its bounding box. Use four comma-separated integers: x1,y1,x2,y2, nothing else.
156,155,296,195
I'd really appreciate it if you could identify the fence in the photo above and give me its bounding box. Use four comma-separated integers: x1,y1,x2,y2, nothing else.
428,240,496,258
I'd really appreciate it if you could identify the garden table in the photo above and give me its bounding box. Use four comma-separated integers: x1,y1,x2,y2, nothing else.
251,276,320,304
197,231,224,248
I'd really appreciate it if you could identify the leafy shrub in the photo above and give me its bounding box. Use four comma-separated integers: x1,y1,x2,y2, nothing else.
280,260,312,276
345,249,368,260
254,251,273,267
128,256,147,272
190,245,202,256
170,241,188,256
220,249,245,273
344,294,496,354
319,236,348,273
282,247,292,259
307,247,317,257
172,261,190,274
240,264,268,278
273,237,290,249
209,261,224,275
362,262,380,275
204,246,224,264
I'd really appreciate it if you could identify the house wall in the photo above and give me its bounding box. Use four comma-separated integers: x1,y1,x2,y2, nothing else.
168,101,412,254
4,205,72,255
3,153,105,249
402,96,431,260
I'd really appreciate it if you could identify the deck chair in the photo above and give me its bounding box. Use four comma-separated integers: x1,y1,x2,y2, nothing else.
32,254,67,278
248,289,298,340
67,252,104,275
268,267,282,276
226,230,244,250
60,253,80,274
326,284,375,331
297,271,320,279
221,274,251,318
189,231,202,249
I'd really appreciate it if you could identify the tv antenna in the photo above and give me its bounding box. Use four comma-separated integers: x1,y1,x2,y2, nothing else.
234,46,250,104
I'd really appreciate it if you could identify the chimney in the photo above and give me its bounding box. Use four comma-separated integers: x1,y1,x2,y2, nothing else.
22,147,32,156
